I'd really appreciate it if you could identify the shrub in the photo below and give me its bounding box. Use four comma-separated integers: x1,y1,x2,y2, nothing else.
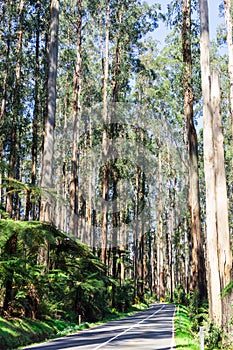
203,320,223,349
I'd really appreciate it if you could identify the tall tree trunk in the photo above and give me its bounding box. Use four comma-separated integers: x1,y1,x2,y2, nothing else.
38,0,58,268
6,0,25,218
139,227,146,298
40,0,59,223
156,151,165,300
110,6,123,302
211,71,233,330
26,0,41,221
199,0,222,326
61,70,70,232
199,0,232,328
0,0,11,216
101,0,110,264
224,0,233,141
182,0,207,299
86,116,93,246
69,0,82,236
133,165,139,300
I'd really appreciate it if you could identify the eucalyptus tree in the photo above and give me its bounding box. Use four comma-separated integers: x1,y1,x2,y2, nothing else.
0,0,50,220
182,0,207,299
101,0,110,264
40,0,59,223
224,0,233,140
4,0,26,218
28,1,49,221
133,25,194,298
199,0,232,330
0,0,12,215
69,0,83,237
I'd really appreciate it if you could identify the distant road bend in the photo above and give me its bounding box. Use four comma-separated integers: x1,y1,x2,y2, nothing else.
24,304,176,350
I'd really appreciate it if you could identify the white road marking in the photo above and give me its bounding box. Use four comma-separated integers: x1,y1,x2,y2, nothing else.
92,305,165,350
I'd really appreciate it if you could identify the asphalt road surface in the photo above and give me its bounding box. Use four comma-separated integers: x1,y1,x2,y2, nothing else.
24,304,176,350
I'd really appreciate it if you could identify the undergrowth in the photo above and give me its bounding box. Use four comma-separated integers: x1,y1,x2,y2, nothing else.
174,286,233,349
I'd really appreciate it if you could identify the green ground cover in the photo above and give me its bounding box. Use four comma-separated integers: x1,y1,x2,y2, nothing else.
174,304,233,350
175,304,202,350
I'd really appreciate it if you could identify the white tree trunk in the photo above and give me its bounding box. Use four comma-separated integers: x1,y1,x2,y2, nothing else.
211,71,232,329
199,0,233,328
101,0,110,264
182,0,206,298
224,0,233,139
40,0,59,222
199,0,222,325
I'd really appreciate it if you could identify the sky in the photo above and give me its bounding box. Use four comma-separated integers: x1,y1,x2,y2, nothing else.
147,0,225,47
146,0,226,131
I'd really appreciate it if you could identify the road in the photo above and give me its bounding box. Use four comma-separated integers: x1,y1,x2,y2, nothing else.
23,304,176,350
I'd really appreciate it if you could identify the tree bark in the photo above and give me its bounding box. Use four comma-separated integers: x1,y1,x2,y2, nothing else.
101,0,110,264
199,0,232,328
199,0,222,326
211,71,233,330
40,0,59,223
0,0,11,216
133,165,139,300
69,0,82,236
6,0,25,218
156,151,165,300
182,0,207,299
27,0,41,221
224,0,233,140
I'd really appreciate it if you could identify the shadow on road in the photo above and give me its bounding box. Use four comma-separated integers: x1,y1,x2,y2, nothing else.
23,304,175,350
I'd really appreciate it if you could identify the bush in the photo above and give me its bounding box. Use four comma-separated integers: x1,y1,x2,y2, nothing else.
143,291,157,304
185,291,208,332
203,320,223,349
173,285,185,304
115,280,134,312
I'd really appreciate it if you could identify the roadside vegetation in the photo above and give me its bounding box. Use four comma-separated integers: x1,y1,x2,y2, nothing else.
175,304,199,350
173,287,232,349
0,219,151,349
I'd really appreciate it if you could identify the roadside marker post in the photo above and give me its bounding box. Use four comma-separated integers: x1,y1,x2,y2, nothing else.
78,315,82,325
200,326,204,350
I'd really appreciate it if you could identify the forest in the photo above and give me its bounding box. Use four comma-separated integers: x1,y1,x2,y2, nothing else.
0,0,233,348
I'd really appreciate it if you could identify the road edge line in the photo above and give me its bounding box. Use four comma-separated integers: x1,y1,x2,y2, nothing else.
93,304,165,350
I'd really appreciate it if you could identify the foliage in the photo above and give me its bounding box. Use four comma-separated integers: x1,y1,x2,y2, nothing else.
221,280,233,298
175,303,224,349
0,219,110,322
173,285,186,304
115,279,135,311
0,317,70,350
202,320,223,349
185,291,208,332
175,294,233,349
175,304,199,349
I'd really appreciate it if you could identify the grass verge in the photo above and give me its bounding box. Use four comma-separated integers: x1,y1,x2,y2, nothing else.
0,303,148,350
175,304,200,349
